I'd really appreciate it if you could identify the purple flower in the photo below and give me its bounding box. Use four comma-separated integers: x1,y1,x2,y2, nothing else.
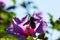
7,12,47,38
0,1,5,8
0,0,7,5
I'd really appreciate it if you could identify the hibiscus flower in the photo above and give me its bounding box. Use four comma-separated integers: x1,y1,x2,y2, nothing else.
7,12,47,38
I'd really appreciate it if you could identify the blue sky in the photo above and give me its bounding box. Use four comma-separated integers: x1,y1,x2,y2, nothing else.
4,0,60,40
6,0,60,21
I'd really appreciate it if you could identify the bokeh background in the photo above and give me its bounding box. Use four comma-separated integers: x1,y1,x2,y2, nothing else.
0,0,60,40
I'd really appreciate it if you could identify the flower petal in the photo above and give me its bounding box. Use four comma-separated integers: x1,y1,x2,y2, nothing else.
14,17,21,24
21,15,28,22
42,21,47,33
7,21,27,38
7,23,13,33
33,12,43,19
20,15,28,25
35,21,47,34
13,22,24,35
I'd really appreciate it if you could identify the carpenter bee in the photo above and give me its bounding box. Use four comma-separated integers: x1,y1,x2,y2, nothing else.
23,17,37,29
29,17,36,29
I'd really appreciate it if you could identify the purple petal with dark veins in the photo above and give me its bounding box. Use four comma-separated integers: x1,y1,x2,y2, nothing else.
13,22,24,35
32,13,42,23
7,23,14,34
14,17,21,24
21,15,28,23
36,19,41,23
37,12,43,17
36,14,42,19
15,34,27,38
7,21,27,38
36,21,47,34
33,13,38,19
42,21,47,33
36,22,44,33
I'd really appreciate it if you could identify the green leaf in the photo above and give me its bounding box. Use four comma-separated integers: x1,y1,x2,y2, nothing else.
0,7,15,38
43,37,48,40
27,36,34,40
12,0,16,5
48,13,60,30
57,38,60,40
20,2,26,8
53,24,60,30
48,13,55,26
46,31,49,34
0,35,18,40
38,34,45,39
54,19,60,30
